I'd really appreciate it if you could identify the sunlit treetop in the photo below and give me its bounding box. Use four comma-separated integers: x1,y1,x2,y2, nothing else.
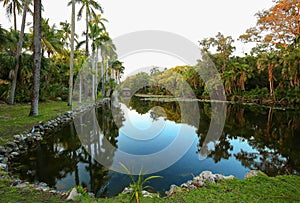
240,0,300,49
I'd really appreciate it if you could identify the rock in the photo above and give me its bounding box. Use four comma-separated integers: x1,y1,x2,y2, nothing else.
26,170,36,176
0,163,7,170
13,135,21,140
199,170,213,180
67,187,80,200
16,182,29,188
244,170,259,179
198,180,205,187
168,184,180,194
7,141,18,149
122,187,133,194
53,123,58,127
88,192,95,198
1,157,8,163
12,180,21,186
50,189,58,194
6,147,13,153
11,152,20,156
199,171,216,183
36,136,43,141
180,183,188,188
38,182,48,187
223,175,235,180
142,190,153,198
214,174,225,182
187,184,197,190
0,146,6,154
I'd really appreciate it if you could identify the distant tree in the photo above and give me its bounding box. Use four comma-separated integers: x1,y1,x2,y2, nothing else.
9,0,30,104
240,0,300,98
0,0,22,30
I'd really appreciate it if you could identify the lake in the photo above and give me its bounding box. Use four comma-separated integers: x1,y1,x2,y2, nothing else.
10,96,300,197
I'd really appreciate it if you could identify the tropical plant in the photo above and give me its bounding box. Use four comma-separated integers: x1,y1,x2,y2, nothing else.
119,162,162,203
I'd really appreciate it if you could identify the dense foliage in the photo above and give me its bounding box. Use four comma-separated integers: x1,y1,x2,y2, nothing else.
121,0,300,105
0,1,124,107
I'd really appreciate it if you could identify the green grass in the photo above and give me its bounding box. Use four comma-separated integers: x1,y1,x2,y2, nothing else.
162,173,300,203
0,170,300,202
0,101,71,145
0,172,66,203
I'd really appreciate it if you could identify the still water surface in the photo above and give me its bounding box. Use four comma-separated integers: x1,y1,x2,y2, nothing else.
11,97,300,197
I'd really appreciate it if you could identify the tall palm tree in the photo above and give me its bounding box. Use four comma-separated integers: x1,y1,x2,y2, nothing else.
68,0,75,106
72,0,103,101
100,38,116,96
29,0,41,116
1,0,23,30
89,21,108,99
70,0,103,57
9,0,30,105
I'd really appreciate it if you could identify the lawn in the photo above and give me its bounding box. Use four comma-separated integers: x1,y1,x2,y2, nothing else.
0,101,71,145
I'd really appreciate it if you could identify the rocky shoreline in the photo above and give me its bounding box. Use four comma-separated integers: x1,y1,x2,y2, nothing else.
165,170,259,198
0,99,110,198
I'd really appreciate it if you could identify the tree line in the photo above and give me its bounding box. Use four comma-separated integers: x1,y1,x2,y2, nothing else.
0,0,124,116
121,0,300,105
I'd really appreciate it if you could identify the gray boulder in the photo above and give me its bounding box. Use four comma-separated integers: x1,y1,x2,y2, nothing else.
66,187,80,200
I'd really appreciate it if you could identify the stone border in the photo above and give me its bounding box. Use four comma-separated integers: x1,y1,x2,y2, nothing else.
0,98,110,197
165,170,260,198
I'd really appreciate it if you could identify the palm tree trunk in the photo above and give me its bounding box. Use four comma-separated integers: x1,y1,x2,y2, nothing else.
268,63,275,99
68,0,75,106
79,73,82,104
95,48,99,98
101,53,105,97
84,6,89,101
92,52,95,100
13,1,17,31
9,0,29,105
29,0,42,116
85,6,89,57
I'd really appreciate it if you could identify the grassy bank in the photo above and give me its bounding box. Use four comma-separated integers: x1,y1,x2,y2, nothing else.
0,101,71,145
0,170,67,202
1,170,299,202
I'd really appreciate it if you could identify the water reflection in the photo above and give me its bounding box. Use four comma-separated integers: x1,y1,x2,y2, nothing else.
10,97,300,197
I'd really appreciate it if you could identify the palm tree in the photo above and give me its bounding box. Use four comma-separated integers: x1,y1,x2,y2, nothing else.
1,0,23,30
111,60,125,84
29,0,41,116
99,38,116,97
72,0,103,101
68,0,75,106
70,0,103,57
9,0,30,105
89,22,108,99
41,18,65,57
0,25,8,50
